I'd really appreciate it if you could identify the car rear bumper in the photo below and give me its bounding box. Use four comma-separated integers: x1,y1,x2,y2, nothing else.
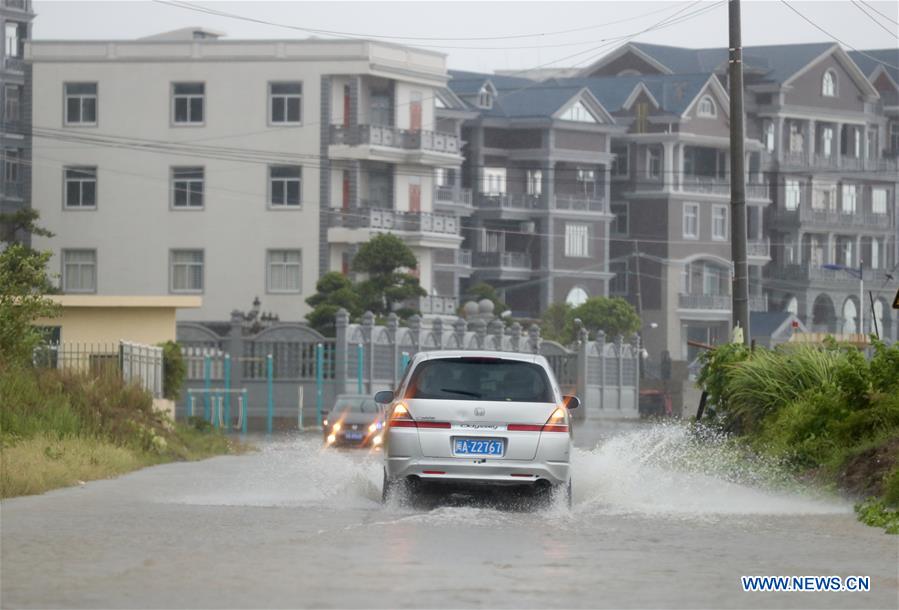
385,455,569,486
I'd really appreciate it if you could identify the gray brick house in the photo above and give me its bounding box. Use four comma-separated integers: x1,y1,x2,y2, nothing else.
0,0,33,225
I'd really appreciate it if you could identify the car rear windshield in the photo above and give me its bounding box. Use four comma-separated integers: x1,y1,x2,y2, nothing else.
404,358,554,403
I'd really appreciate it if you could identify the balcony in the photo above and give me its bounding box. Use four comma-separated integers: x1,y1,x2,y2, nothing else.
774,151,899,173
329,124,461,163
550,193,608,213
748,238,771,258
681,175,771,202
774,206,893,230
767,263,893,284
1,117,23,135
411,295,458,316
3,0,29,9
3,57,25,72
434,186,473,215
328,208,461,249
1,181,24,199
433,248,472,268
472,250,532,281
678,293,768,311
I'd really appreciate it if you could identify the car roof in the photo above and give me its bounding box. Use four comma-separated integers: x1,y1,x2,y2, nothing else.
414,350,545,365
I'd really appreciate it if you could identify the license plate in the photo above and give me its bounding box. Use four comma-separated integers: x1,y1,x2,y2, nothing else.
344,432,364,440
453,438,504,456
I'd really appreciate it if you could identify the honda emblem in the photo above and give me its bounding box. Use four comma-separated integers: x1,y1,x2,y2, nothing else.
474,407,486,416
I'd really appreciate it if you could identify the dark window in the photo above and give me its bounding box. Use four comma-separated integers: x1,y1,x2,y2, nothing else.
65,83,97,124
270,82,302,123
172,167,204,208
405,358,554,403
64,167,97,208
269,165,302,206
173,83,204,124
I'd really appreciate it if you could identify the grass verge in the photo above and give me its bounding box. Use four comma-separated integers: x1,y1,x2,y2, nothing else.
1,364,245,499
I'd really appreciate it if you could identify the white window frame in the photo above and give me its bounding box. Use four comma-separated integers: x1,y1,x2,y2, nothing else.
64,82,98,126
64,166,97,210
683,203,699,239
171,82,205,126
813,183,836,211
564,223,589,258
171,167,205,210
871,238,881,269
268,81,302,125
4,84,20,123
3,148,19,183
841,184,857,214
822,126,833,158
697,95,717,118
764,121,775,152
61,249,97,293
170,249,204,293
526,169,542,196
647,147,662,178
267,249,302,294
872,188,888,215
711,205,728,241
268,165,302,208
477,85,494,109
785,179,801,211
822,70,836,97
482,167,506,195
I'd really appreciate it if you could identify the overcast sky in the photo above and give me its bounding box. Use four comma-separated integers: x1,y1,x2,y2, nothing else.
31,1,899,73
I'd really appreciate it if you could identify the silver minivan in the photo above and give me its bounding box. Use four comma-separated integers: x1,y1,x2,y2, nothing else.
376,350,579,506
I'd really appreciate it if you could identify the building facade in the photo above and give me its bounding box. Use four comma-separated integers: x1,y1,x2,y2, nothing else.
28,28,464,320
1,0,33,225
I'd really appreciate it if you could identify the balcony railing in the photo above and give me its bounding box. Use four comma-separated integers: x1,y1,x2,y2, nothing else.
434,186,473,209
434,248,471,267
474,192,543,211
412,295,458,315
3,57,25,72
1,181,24,199
1,118,23,134
748,238,771,258
776,206,893,229
329,124,460,155
473,251,532,270
769,263,894,284
773,150,898,173
681,176,770,201
330,207,460,236
551,193,607,213
678,293,767,311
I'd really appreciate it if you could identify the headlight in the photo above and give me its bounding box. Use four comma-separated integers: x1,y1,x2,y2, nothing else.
373,434,382,445
368,423,377,433
326,434,336,444
333,422,341,432
323,419,329,427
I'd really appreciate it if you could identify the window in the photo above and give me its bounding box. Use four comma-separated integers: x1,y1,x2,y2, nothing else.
3,148,19,183
872,188,887,215
170,250,204,293
697,95,716,118
267,250,302,293
564,223,589,258
784,236,795,264
477,84,494,109
269,165,302,207
785,179,801,210
62,249,96,293
647,147,661,178
405,358,553,403
64,83,97,125
789,122,804,153
611,143,629,177
712,205,727,240
560,101,598,123
871,238,881,269
269,82,302,124
683,203,699,239
841,184,857,214
822,70,836,97
610,202,629,236
4,85,20,123
813,183,836,210
764,121,775,152
610,261,628,295
891,122,899,155
526,169,542,196
172,83,204,124
171,167,204,209
635,102,648,134
5,22,19,57
821,126,833,157
64,167,97,209
482,168,506,194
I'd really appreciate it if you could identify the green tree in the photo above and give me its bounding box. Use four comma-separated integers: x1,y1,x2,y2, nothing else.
0,208,53,245
571,297,641,339
540,302,573,343
0,244,60,366
305,272,363,337
158,341,187,400
463,282,507,315
351,234,425,316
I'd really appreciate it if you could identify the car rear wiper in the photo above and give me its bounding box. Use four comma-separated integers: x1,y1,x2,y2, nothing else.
440,388,481,398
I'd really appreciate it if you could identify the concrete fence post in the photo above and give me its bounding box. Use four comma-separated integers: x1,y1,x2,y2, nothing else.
509,322,522,352
597,331,606,412
335,308,350,394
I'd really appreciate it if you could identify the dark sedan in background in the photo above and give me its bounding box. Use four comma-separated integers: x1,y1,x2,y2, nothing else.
323,394,386,448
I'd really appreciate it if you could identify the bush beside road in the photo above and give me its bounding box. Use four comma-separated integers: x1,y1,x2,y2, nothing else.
698,338,899,533
0,363,243,498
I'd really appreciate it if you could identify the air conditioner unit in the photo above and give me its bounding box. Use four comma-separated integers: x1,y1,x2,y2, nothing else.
520,221,536,234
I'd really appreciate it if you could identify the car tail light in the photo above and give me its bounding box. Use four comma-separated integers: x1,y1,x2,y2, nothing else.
387,404,451,429
508,408,568,433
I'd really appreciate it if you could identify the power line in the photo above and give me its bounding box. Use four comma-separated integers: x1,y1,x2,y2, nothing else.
850,0,899,40
779,0,899,70
858,0,899,27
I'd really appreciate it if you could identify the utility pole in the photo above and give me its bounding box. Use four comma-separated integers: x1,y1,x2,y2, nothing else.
729,0,750,344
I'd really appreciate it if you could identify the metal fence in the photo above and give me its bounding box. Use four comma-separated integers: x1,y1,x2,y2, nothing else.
33,341,164,399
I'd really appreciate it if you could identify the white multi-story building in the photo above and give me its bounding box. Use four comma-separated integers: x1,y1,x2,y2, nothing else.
28,28,464,321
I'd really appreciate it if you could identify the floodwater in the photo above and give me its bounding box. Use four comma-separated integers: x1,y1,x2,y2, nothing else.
1,421,897,609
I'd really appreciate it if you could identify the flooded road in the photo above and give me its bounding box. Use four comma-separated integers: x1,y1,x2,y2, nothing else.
2,422,897,609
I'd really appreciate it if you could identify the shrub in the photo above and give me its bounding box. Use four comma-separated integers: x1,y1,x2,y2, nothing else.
159,340,186,400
